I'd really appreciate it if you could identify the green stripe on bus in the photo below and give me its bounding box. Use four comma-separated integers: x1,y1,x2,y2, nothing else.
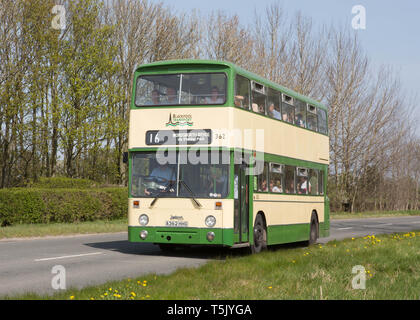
128,226,234,246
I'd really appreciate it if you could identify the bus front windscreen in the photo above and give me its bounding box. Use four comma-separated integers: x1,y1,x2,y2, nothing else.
135,73,227,106
131,150,230,198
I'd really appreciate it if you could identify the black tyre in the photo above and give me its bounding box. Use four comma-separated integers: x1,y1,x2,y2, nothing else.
251,214,267,254
307,213,319,246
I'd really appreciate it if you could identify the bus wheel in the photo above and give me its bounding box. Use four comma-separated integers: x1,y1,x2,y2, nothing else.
158,244,177,252
251,214,267,254
307,213,319,246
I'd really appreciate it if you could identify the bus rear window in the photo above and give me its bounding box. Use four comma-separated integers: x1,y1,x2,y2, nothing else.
135,73,227,106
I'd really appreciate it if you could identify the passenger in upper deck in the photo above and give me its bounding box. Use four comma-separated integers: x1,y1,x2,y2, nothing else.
295,114,305,127
151,89,160,105
144,89,161,105
166,87,178,104
282,112,293,123
205,86,224,104
268,103,281,120
234,95,244,107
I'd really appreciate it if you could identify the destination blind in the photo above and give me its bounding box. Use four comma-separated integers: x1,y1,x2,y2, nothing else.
145,129,212,145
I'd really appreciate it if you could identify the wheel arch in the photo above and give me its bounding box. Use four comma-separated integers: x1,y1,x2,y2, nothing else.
255,210,267,228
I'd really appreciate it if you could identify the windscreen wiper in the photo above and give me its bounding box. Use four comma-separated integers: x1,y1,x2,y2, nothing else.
178,180,202,208
149,180,175,208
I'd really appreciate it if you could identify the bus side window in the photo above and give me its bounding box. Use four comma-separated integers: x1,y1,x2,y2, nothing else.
281,94,295,124
296,167,308,194
269,163,284,193
235,75,250,110
255,162,268,192
267,88,281,120
284,165,295,194
308,169,319,195
251,82,266,114
317,108,328,135
295,100,306,128
306,104,318,132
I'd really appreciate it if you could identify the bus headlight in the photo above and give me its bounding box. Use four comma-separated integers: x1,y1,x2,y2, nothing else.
205,215,216,227
139,214,149,226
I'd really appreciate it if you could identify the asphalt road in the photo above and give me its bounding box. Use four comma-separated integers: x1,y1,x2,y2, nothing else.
1,215,420,297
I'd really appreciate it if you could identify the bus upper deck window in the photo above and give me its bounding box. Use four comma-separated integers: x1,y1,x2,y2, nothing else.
251,81,266,114
295,100,307,128
306,104,318,132
135,73,226,106
235,75,250,110
281,94,295,124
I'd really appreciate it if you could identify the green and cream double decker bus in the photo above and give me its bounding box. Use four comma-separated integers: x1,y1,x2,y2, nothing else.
127,60,329,253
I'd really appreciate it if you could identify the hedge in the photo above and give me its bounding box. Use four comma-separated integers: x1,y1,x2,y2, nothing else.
0,187,128,226
26,177,99,189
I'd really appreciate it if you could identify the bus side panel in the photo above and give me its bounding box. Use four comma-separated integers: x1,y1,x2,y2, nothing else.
253,195,324,245
267,223,310,245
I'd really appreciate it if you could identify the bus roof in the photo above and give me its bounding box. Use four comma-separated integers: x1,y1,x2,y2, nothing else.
136,59,328,112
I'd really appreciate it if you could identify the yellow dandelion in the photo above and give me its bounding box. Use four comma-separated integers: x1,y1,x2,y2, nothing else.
70,296,75,300
268,286,272,289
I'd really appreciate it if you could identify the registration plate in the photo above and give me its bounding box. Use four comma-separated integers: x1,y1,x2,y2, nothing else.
166,220,188,227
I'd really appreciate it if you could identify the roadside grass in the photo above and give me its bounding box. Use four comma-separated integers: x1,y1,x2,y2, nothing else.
330,210,420,220
0,218,127,239
10,230,420,300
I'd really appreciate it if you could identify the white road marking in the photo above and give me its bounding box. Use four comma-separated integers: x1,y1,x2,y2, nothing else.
337,227,353,230
34,252,103,262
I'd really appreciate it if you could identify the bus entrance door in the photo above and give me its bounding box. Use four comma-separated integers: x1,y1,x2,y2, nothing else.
234,164,249,243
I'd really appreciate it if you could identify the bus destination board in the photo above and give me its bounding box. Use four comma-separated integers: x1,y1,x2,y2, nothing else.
145,129,212,145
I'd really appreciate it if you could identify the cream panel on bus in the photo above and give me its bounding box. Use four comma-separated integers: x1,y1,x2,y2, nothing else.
252,194,325,226
129,108,329,165
128,198,235,229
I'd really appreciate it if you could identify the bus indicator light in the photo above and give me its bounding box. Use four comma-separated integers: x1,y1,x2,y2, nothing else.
215,202,222,210
133,200,139,208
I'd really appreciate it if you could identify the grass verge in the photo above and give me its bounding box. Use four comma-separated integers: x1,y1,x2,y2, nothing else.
0,218,127,239
10,230,420,300
330,210,420,220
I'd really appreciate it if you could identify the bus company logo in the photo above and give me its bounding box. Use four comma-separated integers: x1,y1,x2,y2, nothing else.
170,215,184,220
166,113,193,127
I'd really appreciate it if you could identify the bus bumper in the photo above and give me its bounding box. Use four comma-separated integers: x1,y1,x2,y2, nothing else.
128,226,230,245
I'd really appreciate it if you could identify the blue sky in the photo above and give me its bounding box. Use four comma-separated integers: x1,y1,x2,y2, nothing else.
157,0,420,132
